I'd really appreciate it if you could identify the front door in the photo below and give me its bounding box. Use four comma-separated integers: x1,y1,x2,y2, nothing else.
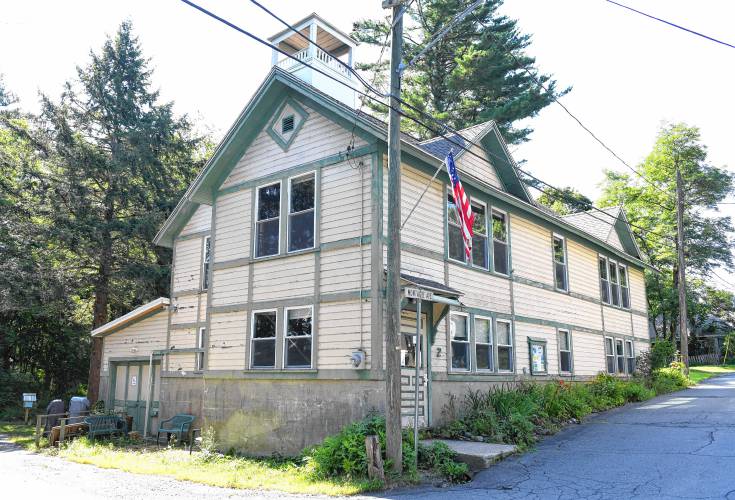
400,311,427,428
112,360,161,434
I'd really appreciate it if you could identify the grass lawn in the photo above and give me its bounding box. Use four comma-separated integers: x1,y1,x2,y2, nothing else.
688,364,735,384
0,422,378,496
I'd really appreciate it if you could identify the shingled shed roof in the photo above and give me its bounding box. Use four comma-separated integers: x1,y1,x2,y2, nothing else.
416,122,491,159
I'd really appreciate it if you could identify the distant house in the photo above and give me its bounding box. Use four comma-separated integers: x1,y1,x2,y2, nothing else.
90,14,651,455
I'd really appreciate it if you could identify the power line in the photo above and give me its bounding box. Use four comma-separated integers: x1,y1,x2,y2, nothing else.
606,0,735,50
180,0,666,250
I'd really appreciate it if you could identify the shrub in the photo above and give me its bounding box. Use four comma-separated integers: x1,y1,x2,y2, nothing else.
649,340,678,370
651,366,689,394
417,441,469,483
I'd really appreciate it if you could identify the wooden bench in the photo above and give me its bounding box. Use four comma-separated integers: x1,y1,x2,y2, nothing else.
156,414,195,448
84,415,127,440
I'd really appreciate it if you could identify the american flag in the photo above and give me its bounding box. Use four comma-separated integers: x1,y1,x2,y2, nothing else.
446,151,475,258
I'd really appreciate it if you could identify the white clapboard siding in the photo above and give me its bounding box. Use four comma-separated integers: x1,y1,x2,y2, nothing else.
173,238,203,292
628,267,647,312
180,204,212,236
432,319,447,373
402,249,446,283
215,190,251,262
514,322,558,376
513,283,603,330
631,314,650,341
168,327,197,372
212,265,250,307
455,144,504,190
251,253,315,302
570,331,606,376
170,295,199,325
510,215,553,286
401,165,444,254
320,158,371,243
320,246,370,295
222,102,366,189
318,299,370,369
208,311,247,370
102,310,169,373
447,265,512,314
567,239,600,299
602,306,633,336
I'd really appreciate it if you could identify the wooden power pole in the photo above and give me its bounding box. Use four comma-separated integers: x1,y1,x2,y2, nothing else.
676,167,689,374
383,0,405,473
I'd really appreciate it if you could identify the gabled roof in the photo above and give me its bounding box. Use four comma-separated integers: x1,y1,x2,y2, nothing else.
562,206,642,259
91,297,169,337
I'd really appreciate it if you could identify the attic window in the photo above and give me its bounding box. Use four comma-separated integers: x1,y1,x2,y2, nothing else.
281,115,295,134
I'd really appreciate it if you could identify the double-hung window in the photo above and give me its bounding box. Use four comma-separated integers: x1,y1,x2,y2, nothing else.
625,340,635,374
251,310,277,368
288,173,315,252
497,320,513,371
450,313,470,371
599,256,610,304
447,194,465,263
474,316,493,371
618,264,630,309
553,235,568,291
201,236,211,290
492,210,509,275
255,182,281,257
615,339,625,373
471,203,489,269
558,329,572,373
605,337,615,374
609,260,620,307
284,306,313,368
195,327,206,371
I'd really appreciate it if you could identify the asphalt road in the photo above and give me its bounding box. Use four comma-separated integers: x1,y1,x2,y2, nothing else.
2,373,734,499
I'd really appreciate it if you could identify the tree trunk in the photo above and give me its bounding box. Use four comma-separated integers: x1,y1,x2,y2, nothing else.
87,223,112,404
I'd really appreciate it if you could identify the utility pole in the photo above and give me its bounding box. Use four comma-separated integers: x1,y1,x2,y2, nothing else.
676,166,689,375
383,0,404,473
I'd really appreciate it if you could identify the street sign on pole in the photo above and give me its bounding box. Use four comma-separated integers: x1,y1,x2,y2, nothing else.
405,287,433,301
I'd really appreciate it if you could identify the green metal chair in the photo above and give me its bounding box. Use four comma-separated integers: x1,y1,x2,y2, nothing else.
156,414,195,448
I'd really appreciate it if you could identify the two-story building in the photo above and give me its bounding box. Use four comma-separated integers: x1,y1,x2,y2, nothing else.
90,14,651,455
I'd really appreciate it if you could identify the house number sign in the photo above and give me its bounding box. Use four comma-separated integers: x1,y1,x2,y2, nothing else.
130,375,137,386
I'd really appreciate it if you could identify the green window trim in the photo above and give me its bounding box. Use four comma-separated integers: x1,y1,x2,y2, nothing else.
527,338,548,375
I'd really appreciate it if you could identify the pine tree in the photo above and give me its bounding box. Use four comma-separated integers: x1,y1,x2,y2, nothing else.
39,22,206,401
352,0,568,143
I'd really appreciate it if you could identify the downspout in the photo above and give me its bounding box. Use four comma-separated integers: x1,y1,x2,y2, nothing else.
143,352,154,437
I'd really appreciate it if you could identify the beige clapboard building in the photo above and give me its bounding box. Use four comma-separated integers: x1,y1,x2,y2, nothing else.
90,15,651,454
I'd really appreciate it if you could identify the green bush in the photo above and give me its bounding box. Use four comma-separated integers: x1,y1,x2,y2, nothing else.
417,441,469,483
649,340,678,370
652,366,690,394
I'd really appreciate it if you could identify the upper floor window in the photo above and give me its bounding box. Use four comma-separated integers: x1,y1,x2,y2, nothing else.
284,306,313,368
288,173,315,252
255,182,281,258
492,210,509,275
553,235,568,291
471,203,489,270
447,193,465,263
609,260,620,307
618,264,630,309
599,256,610,304
201,236,211,290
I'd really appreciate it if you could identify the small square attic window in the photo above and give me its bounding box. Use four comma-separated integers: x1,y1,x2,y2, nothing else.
281,115,295,134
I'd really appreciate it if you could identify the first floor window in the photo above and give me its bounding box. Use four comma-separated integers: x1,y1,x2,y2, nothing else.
252,310,277,368
616,339,625,373
202,236,211,290
605,337,615,374
450,314,470,371
625,340,635,374
599,256,610,304
288,173,315,252
558,329,572,373
256,182,281,257
528,340,547,375
492,210,509,275
553,235,568,291
196,327,206,371
284,307,312,368
497,320,513,371
475,317,493,371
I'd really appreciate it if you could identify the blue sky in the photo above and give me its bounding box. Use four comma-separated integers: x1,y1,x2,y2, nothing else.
2,0,733,289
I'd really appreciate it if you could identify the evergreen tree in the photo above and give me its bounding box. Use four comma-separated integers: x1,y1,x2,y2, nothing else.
352,0,568,143
39,22,206,401
599,123,734,339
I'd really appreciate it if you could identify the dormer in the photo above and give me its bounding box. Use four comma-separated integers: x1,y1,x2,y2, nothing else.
268,13,357,108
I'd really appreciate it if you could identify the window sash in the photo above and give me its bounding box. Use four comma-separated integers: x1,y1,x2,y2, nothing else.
202,236,211,290
288,174,315,252
255,182,281,257
553,236,568,291
625,340,635,374
609,260,620,306
251,311,277,368
616,340,625,373
474,317,493,371
558,330,572,373
447,194,466,263
605,337,615,374
599,257,610,304
618,265,630,309
196,328,205,371
492,210,509,275
284,306,313,368
450,314,470,371
496,320,513,372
